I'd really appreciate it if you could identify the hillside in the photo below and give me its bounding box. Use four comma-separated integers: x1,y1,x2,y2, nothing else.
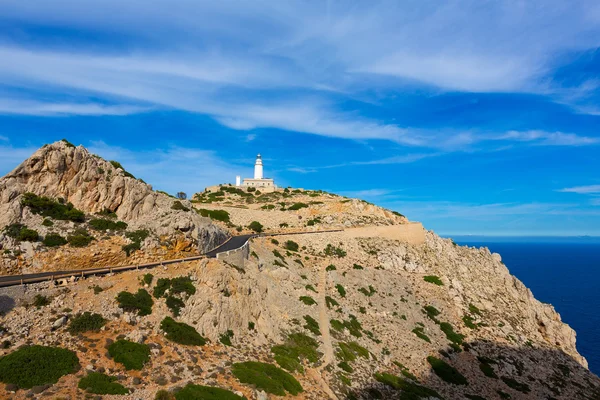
0,142,598,399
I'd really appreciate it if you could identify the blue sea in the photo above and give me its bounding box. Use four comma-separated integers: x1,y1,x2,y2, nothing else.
451,237,600,375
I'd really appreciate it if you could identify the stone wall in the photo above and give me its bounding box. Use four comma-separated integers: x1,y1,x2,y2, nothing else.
343,222,426,245
216,239,250,269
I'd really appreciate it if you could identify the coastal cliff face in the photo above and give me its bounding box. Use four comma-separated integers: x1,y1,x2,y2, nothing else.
0,142,597,399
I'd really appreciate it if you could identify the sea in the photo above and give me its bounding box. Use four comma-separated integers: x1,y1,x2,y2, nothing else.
450,236,600,376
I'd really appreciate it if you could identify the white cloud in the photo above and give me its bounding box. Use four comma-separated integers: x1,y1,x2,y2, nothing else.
497,130,599,146
559,185,600,194
0,100,148,116
0,135,8,141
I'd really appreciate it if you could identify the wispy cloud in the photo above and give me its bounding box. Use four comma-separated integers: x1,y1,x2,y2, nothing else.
559,185,600,194
0,100,149,116
496,130,599,146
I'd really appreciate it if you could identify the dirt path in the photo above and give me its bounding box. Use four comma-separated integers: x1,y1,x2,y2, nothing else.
317,262,334,367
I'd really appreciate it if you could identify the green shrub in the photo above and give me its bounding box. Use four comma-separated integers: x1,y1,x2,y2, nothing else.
78,372,129,395
324,244,346,257
0,345,80,389
299,296,317,306
305,284,317,293
122,242,141,256
303,315,320,336
21,193,85,222
116,289,153,316
123,229,150,256
219,330,234,346
325,296,339,309
353,264,363,270
89,218,128,231
342,315,363,338
68,312,106,335
108,340,150,370
232,361,303,396
160,317,206,346
155,389,175,400
336,342,369,363
279,222,289,228
271,238,279,245
166,296,185,316
501,377,530,393
423,275,443,286
412,326,431,343
288,202,308,211
174,384,244,400
272,332,320,373
43,233,67,247
469,303,482,316
463,315,478,329
61,138,76,148
335,284,346,297
153,276,196,299
42,218,53,226
427,356,468,385
374,372,442,399
18,228,39,242
423,305,441,321
439,322,464,345
110,160,136,179
33,294,50,308
284,240,299,251
196,208,231,223
68,229,94,247
478,358,498,379
143,273,154,285
3,223,24,239
248,221,263,233
358,285,376,297
171,201,190,212
326,264,336,271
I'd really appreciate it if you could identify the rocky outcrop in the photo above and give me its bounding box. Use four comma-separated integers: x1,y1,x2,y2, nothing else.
0,141,228,250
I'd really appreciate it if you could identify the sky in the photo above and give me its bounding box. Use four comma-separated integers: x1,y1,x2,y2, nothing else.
0,0,599,236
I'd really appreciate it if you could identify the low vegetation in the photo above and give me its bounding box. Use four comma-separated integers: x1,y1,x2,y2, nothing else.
110,160,136,179
108,340,150,370
116,289,154,316
324,244,347,257
197,208,230,223
412,326,431,343
284,240,299,251
232,361,303,396
123,229,150,256
423,275,444,286
219,330,234,346
67,228,94,247
427,356,468,385
33,294,50,308
335,284,346,297
171,200,190,212
248,221,263,233
160,317,206,346
501,376,530,393
68,312,106,335
288,202,309,210
174,384,245,400
43,233,68,247
337,341,369,363
303,315,321,335
272,333,320,373
0,345,80,389
153,276,196,298
89,218,128,231
21,192,85,222
78,372,129,395
299,296,317,306
375,372,442,399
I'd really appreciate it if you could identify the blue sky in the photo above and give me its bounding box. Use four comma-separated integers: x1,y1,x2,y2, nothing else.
0,1,599,236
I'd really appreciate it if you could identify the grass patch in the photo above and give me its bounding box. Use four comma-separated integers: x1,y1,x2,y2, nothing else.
68,312,106,335
232,361,303,396
0,345,80,389
108,340,150,370
175,384,245,400
427,356,468,385
423,275,443,286
116,289,153,316
272,333,320,373
21,192,85,222
160,317,206,346
78,372,128,395
33,294,50,308
303,315,321,336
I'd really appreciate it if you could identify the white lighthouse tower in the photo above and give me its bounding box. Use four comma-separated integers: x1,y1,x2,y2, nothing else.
240,153,277,192
254,154,264,179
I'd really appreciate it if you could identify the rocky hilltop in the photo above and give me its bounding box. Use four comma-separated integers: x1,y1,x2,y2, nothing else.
0,140,227,275
0,141,598,400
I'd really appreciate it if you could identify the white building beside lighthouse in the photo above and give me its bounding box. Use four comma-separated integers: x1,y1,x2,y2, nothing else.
239,154,277,192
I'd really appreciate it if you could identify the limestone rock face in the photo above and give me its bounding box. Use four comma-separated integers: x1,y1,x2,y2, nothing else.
0,141,228,250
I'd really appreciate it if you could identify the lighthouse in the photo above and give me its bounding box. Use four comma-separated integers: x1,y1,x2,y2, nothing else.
239,153,277,192
254,154,264,179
